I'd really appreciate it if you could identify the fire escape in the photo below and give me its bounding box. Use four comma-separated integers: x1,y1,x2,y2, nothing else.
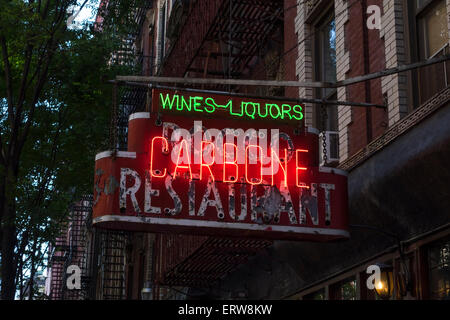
161,0,283,81
114,1,155,149
48,195,133,300
94,1,154,300
48,196,93,300
151,0,284,297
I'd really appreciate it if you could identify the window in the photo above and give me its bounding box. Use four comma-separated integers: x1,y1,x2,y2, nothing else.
417,0,448,58
330,276,357,300
406,0,449,107
314,9,338,132
428,238,450,300
339,278,357,300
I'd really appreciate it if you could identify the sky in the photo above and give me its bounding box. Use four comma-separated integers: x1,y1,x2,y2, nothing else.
68,0,101,28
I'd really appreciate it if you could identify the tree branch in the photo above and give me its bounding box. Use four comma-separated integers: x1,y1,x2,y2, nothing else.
16,3,69,163
26,42,48,92
0,134,6,166
15,44,54,167
13,44,34,145
32,107,67,207
0,36,15,128
17,44,34,110
41,0,51,19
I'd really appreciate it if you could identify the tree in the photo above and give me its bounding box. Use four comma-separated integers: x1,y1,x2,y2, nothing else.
0,0,141,299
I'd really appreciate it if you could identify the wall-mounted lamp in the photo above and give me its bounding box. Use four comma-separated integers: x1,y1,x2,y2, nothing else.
374,263,394,300
351,225,413,299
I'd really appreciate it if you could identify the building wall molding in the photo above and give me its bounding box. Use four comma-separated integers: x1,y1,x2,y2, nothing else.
339,87,450,172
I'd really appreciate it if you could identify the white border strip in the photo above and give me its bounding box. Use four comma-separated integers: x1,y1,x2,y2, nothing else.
93,215,350,238
307,127,320,135
319,166,348,177
95,151,137,161
129,112,151,121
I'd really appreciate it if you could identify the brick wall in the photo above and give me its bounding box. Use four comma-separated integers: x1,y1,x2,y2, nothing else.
346,0,387,156
335,0,351,161
295,0,388,161
380,0,408,127
285,0,299,99
366,0,388,141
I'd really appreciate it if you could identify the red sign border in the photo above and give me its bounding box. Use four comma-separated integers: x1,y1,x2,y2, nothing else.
92,109,350,242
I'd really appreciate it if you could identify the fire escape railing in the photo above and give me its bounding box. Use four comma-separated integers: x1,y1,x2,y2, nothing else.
161,0,224,77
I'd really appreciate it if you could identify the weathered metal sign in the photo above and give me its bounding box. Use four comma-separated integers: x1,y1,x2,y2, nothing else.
92,89,349,241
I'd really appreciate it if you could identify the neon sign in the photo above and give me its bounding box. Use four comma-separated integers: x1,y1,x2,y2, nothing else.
93,93,349,242
159,92,304,122
149,139,307,187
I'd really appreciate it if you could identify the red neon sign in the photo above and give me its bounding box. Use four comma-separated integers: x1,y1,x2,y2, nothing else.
272,148,288,188
245,144,263,185
296,149,309,188
173,139,193,180
200,141,215,182
92,89,349,242
150,136,168,178
150,140,308,187
223,143,238,183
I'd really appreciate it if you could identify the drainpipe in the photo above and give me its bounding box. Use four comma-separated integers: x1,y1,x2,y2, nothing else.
141,234,155,300
362,1,373,143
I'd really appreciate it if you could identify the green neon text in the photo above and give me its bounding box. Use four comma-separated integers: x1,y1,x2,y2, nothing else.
159,93,304,121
